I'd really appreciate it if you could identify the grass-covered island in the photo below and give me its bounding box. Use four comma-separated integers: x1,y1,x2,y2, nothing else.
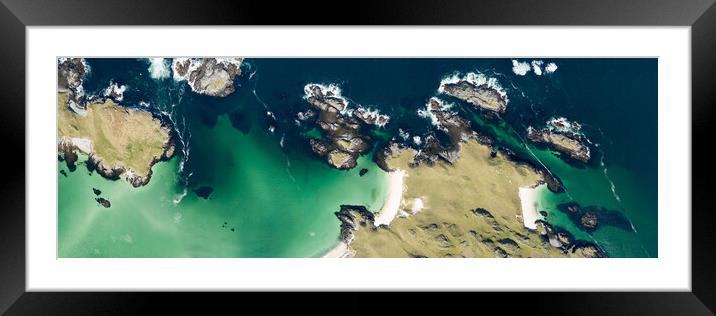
57,58,174,187
58,92,175,187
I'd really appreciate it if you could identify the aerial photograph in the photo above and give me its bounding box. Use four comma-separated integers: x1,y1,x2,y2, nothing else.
57,57,657,258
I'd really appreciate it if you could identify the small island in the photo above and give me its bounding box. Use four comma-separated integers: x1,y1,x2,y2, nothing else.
527,117,591,163
302,84,371,170
172,58,243,97
58,58,175,187
439,73,508,113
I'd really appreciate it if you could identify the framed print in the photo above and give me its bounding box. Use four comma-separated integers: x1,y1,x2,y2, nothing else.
1,0,715,314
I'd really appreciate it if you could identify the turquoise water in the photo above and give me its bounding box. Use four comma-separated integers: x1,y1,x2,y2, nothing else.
58,116,388,257
59,58,657,257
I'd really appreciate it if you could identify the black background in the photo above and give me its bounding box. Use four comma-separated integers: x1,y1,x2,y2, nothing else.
1,0,714,314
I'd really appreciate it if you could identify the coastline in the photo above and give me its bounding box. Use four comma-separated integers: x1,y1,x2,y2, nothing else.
322,169,406,258
373,169,406,227
519,186,542,229
320,242,354,258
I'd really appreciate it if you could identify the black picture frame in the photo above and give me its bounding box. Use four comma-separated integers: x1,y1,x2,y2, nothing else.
1,0,714,314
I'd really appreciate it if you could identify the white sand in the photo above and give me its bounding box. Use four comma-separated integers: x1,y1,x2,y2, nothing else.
373,169,406,227
322,170,406,258
519,186,541,229
321,242,354,258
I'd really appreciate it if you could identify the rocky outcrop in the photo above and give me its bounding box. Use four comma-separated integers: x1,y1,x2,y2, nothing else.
303,84,371,170
557,202,633,233
373,141,402,172
334,205,377,244
354,107,390,127
420,98,474,143
535,220,605,257
95,197,111,208
441,80,507,113
58,58,86,92
580,212,598,229
172,58,243,97
527,118,591,163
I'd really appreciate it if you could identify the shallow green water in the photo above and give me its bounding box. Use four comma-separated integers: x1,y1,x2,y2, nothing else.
58,116,388,258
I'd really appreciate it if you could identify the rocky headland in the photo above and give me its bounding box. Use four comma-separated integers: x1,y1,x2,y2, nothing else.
58,59,176,187
334,205,378,244
172,58,243,97
535,220,605,257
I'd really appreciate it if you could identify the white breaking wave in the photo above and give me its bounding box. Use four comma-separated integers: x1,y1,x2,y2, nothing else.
147,58,171,80
413,136,422,145
417,97,456,130
598,146,622,203
545,62,558,74
438,71,509,104
531,60,544,76
398,128,409,140
170,57,242,85
303,83,349,107
102,81,128,101
511,60,558,76
511,60,531,76
546,116,583,136
354,106,390,127
172,187,188,206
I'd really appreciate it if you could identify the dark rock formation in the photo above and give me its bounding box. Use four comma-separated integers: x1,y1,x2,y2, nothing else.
527,125,591,163
354,107,390,127
95,197,111,208
334,205,376,244
373,141,402,172
303,84,370,170
535,219,606,257
472,207,494,219
58,58,86,92
173,58,243,97
359,168,368,177
92,188,102,196
580,212,599,230
442,80,507,113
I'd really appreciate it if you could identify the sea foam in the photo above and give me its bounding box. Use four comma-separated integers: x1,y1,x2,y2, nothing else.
102,81,128,101
147,58,171,80
531,60,544,76
545,62,558,74
511,60,531,76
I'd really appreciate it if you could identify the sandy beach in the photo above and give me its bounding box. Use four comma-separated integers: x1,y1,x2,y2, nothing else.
519,186,541,229
321,242,354,258
373,169,406,227
322,169,406,258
